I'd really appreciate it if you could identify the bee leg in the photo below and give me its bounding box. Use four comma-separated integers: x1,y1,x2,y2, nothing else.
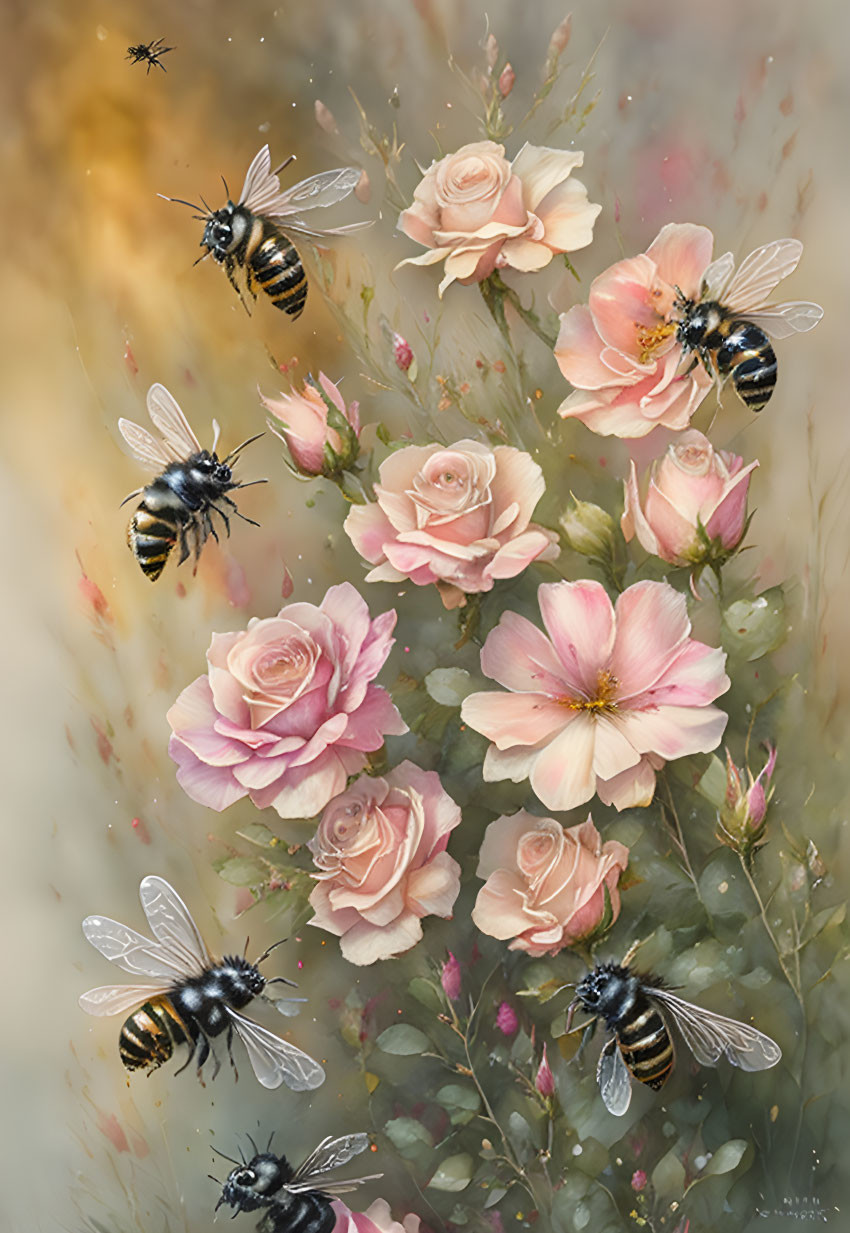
225,1022,239,1081
224,257,252,317
173,1034,198,1078
204,508,219,545
176,525,192,566
211,504,231,538
220,494,261,528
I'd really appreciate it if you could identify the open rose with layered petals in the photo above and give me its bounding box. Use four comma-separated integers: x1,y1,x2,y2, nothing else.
332,1200,421,1233
556,223,715,437
167,582,406,819
472,811,629,956
460,578,730,811
261,372,360,477
344,439,559,609
397,140,601,294
622,428,758,565
308,761,462,965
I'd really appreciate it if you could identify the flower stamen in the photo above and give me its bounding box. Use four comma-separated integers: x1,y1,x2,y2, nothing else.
561,668,620,715
636,320,676,365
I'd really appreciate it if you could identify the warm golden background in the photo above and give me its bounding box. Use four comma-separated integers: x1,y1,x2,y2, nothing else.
1,1,848,1230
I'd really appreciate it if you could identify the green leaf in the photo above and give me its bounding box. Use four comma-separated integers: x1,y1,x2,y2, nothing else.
236,822,281,849
651,1148,686,1197
722,588,786,661
384,1116,433,1156
685,1138,748,1193
215,857,267,887
376,1024,431,1055
427,1152,473,1192
408,977,443,1013
424,667,474,707
697,754,727,810
802,902,846,945
436,1084,481,1126
507,1111,534,1158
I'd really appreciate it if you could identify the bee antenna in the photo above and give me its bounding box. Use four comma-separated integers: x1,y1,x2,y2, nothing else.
193,250,213,268
221,432,265,464
255,936,288,965
200,194,215,215
265,975,299,988
243,935,250,958
246,1132,260,1157
272,154,296,177
221,176,231,200
157,192,205,213
266,1131,275,1152
211,1146,242,1166
208,1174,222,1185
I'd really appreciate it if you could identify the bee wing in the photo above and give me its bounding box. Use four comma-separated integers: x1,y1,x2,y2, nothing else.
597,1037,632,1116
118,418,173,470
721,238,804,313
82,914,195,981
247,161,363,221
651,989,781,1071
226,1008,326,1091
284,1175,385,1196
138,876,211,976
740,300,824,340
700,251,735,301
78,982,170,1017
277,218,373,241
146,384,203,458
288,1135,370,1187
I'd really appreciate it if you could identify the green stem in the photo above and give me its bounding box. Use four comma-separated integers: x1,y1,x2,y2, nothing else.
738,855,802,1007
659,772,704,905
479,275,514,352
488,270,558,349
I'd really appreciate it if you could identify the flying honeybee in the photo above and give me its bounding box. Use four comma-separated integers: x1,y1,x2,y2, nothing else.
674,237,822,411
214,1132,382,1232
161,145,366,317
126,38,174,73
119,383,264,581
566,961,781,1116
78,875,325,1091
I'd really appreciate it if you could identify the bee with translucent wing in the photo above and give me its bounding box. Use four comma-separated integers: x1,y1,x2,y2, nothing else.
119,383,265,581
674,237,823,411
566,961,781,1116
215,1131,382,1232
79,875,325,1091
160,145,368,317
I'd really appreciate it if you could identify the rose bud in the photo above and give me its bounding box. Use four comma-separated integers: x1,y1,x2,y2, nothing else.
392,331,414,373
261,372,360,478
717,743,777,857
314,99,339,135
498,63,516,98
560,495,616,560
631,1170,648,1193
440,952,462,1002
495,1001,518,1036
535,1044,555,1098
622,429,758,567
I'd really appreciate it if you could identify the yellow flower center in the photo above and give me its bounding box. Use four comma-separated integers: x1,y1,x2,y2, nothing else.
560,669,620,715
636,320,676,365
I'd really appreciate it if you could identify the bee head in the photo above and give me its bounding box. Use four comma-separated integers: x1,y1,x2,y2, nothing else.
575,964,616,1010
202,205,237,257
216,1154,286,1214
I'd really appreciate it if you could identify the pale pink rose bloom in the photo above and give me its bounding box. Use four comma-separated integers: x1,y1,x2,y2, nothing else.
167,582,406,819
460,578,730,811
622,429,759,565
472,811,629,955
332,1199,421,1233
261,372,360,476
397,140,601,294
308,761,462,965
556,223,715,438
344,439,560,609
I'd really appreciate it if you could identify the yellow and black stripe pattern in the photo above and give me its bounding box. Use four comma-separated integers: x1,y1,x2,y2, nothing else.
715,321,777,411
616,998,674,1090
119,997,191,1072
127,507,179,581
249,228,308,317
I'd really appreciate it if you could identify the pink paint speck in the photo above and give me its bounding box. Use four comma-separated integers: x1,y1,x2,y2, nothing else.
297,959,304,969
131,816,151,844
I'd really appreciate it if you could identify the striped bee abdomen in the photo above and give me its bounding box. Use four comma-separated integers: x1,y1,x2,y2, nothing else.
617,997,674,1091
716,322,777,412
119,997,193,1073
128,505,180,580
250,232,307,317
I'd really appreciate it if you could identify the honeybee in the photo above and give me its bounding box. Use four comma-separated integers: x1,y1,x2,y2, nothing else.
126,37,174,73
674,237,822,411
119,383,264,581
566,962,781,1116
214,1132,382,1231
78,875,325,1091
161,145,365,317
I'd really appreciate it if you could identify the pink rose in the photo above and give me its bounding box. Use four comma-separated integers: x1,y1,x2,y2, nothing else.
460,578,730,811
261,372,360,476
332,1199,421,1233
555,223,715,438
622,429,758,565
397,140,601,294
344,439,559,609
472,811,629,955
167,582,406,818
308,761,462,965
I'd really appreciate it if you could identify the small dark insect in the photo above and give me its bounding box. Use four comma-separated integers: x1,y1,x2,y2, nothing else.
213,1132,382,1232
126,38,174,73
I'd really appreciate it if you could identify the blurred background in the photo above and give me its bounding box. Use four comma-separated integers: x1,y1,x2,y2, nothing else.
1,0,848,1229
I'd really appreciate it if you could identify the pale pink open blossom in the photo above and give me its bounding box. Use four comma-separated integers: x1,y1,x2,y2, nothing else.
622,429,758,565
167,582,406,819
332,1199,421,1233
472,811,629,955
308,761,462,965
261,372,360,476
344,439,559,609
397,140,601,294
460,579,730,811
556,223,715,438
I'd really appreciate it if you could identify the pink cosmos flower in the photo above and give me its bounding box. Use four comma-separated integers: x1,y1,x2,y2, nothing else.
332,1199,421,1233
397,140,601,295
167,582,406,818
307,761,462,965
261,372,360,477
622,429,758,565
460,579,730,811
344,439,559,610
472,811,629,955
555,223,715,438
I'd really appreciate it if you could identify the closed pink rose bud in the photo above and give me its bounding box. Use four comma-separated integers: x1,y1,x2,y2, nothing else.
440,952,462,1001
631,1170,648,1192
622,430,758,566
314,99,339,134
495,1001,518,1036
392,331,414,372
484,32,499,70
535,1045,555,1097
261,373,360,478
718,743,776,855
498,63,516,98
547,14,572,61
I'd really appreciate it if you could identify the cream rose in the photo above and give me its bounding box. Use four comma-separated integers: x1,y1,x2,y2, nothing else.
397,140,601,294
344,438,559,609
308,762,462,965
472,811,629,956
